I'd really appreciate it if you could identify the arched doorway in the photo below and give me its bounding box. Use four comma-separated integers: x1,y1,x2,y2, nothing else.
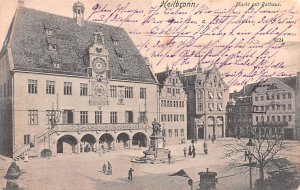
57,135,78,154
99,133,114,150
81,134,96,152
198,127,204,139
116,133,130,149
41,149,52,158
132,132,147,147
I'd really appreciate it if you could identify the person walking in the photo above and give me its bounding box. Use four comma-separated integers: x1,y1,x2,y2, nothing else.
128,168,134,182
107,162,112,175
102,163,106,173
192,146,196,158
183,147,187,157
168,151,171,164
203,141,208,155
188,145,192,156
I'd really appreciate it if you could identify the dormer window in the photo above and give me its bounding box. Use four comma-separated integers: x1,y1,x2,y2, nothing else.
45,28,53,36
122,69,128,75
117,53,123,59
48,43,57,51
53,61,61,68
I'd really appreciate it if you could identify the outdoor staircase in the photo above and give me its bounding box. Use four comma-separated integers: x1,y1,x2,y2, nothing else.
13,128,57,160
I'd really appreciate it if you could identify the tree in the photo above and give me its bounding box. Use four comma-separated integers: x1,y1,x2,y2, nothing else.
224,133,289,180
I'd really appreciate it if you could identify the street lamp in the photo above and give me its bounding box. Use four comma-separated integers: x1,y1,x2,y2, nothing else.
245,138,255,190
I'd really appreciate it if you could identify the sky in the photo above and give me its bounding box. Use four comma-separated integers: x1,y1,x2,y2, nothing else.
0,0,299,92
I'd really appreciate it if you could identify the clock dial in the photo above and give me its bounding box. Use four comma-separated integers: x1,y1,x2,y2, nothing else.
96,47,102,53
93,58,107,74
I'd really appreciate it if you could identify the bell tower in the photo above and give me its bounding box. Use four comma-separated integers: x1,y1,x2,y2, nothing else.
88,30,110,105
73,1,84,26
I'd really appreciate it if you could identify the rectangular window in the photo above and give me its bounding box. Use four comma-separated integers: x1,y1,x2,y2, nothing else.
260,96,264,101
140,88,146,99
180,129,184,136
277,94,280,99
283,105,286,110
24,135,30,145
208,103,214,111
64,82,72,95
80,111,88,124
277,105,280,110
217,103,223,111
161,100,164,107
167,88,171,93
46,110,55,125
272,116,275,121
28,110,38,125
80,83,88,96
28,79,38,94
288,104,292,110
175,129,178,137
110,85,117,97
168,129,172,137
283,115,287,122
110,112,117,123
255,96,258,101
139,112,147,123
277,116,280,121
255,116,258,122
95,111,102,124
125,111,134,123
282,93,286,99
288,115,292,121
46,81,55,94
174,114,179,122
198,103,203,112
288,93,292,98
125,86,133,98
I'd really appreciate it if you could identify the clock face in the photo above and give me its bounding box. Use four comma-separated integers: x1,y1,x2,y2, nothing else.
93,58,107,74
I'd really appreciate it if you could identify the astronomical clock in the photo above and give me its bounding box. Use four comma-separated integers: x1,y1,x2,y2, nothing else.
88,31,109,105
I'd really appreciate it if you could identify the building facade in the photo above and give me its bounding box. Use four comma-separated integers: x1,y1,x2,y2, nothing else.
0,2,159,158
156,68,187,145
227,74,300,140
180,64,229,140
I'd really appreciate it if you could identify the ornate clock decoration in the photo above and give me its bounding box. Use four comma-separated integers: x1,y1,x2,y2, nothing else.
92,57,107,74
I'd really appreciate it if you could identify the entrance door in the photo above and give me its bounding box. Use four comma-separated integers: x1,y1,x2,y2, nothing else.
198,126,204,139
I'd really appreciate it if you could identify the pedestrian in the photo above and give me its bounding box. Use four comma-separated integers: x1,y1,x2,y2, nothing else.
192,146,196,158
102,163,106,173
208,134,210,139
128,168,134,182
168,151,171,164
188,145,192,156
183,147,187,157
107,161,112,175
203,141,208,155
211,136,214,144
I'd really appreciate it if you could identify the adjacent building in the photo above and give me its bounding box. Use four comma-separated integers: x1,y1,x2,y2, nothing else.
0,2,158,158
180,63,229,140
156,68,187,145
227,73,300,140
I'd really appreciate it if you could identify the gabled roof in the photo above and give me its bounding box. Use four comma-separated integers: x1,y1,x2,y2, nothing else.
276,76,296,89
6,7,156,83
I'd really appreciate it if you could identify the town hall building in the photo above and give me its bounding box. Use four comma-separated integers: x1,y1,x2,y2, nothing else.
0,2,158,158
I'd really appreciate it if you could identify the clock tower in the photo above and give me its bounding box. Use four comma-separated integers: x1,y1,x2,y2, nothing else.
88,30,109,105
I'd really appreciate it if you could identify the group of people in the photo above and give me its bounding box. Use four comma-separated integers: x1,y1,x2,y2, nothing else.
183,141,209,157
101,162,135,182
102,161,112,175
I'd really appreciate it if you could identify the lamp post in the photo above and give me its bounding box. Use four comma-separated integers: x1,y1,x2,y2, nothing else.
245,138,255,190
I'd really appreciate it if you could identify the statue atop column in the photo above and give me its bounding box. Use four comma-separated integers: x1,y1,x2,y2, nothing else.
152,118,162,136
